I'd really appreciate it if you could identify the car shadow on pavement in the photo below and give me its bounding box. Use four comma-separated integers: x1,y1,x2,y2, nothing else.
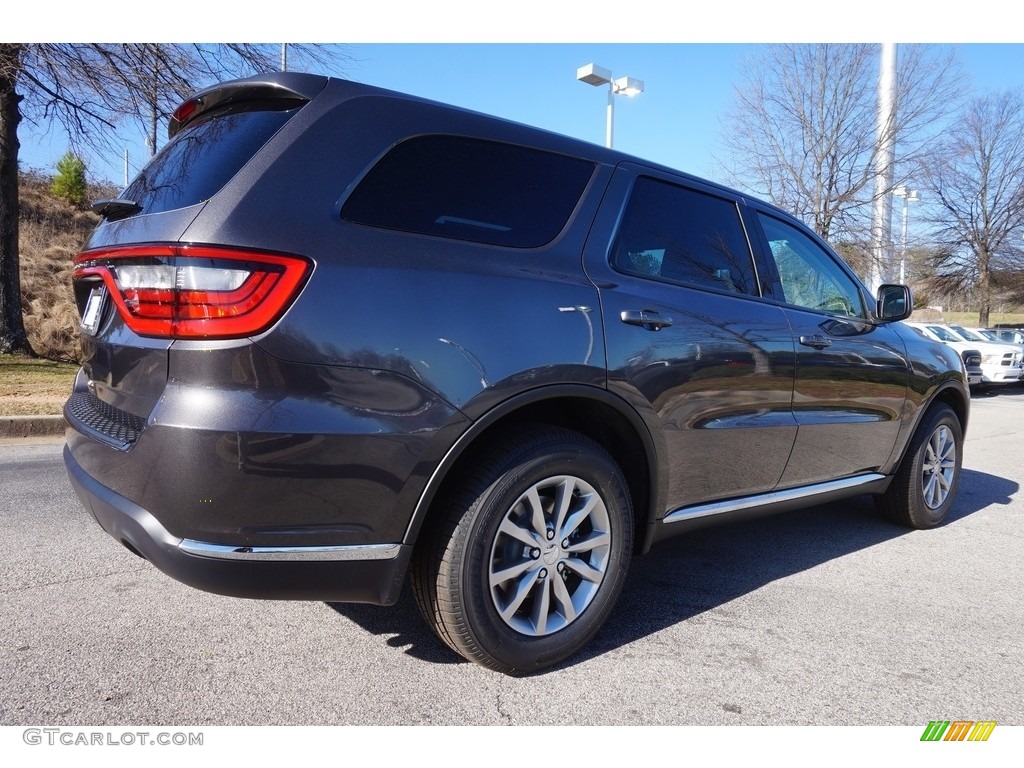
325,592,466,666
326,468,1016,672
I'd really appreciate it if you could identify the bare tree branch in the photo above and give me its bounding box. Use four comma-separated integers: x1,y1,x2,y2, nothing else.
718,44,963,264
0,42,350,354
921,90,1024,326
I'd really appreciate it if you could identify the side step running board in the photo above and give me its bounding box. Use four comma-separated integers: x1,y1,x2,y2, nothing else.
663,473,888,525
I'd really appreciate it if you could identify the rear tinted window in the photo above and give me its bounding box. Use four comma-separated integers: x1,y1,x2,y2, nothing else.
341,135,595,248
121,104,301,217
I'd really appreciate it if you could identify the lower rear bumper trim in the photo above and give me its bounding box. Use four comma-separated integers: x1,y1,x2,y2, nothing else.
64,444,411,605
178,540,401,561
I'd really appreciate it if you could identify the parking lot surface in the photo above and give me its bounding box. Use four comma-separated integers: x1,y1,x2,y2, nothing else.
2,391,1022,726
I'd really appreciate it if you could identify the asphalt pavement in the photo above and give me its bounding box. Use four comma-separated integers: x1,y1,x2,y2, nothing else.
1,391,1022,726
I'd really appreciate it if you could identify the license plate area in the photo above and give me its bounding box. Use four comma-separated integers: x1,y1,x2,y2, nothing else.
80,285,107,336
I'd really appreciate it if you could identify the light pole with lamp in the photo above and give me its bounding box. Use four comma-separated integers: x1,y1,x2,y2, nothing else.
576,63,644,149
892,185,920,284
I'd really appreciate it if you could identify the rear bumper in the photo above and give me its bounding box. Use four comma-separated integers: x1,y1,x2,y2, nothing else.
64,444,411,605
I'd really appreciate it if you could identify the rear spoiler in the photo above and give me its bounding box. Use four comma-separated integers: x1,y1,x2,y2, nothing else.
168,72,329,139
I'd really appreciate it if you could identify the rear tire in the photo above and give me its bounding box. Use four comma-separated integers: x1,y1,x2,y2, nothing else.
411,426,633,675
877,404,963,529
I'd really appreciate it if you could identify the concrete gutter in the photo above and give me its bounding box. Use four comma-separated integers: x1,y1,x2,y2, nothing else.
0,415,67,439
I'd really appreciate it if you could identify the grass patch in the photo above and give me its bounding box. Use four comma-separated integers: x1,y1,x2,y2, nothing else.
941,312,1024,328
0,353,78,415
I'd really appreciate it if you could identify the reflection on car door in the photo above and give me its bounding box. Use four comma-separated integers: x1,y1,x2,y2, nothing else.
751,211,909,487
586,169,798,512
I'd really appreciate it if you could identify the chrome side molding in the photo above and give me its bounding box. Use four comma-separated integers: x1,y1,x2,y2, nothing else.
663,473,887,525
178,540,402,562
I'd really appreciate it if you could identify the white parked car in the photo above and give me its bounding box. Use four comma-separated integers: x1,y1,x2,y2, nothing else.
984,328,1024,345
967,327,1024,360
949,326,1024,374
905,322,1023,385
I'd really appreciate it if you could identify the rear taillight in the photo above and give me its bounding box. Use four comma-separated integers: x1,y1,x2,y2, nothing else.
73,244,311,339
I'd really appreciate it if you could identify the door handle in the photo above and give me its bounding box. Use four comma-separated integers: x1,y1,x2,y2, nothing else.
799,334,832,349
621,310,673,331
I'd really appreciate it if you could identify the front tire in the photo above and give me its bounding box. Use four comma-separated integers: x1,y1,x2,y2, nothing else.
877,403,963,529
411,426,633,675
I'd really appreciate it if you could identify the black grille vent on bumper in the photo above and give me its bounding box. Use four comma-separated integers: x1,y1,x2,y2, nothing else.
65,392,146,449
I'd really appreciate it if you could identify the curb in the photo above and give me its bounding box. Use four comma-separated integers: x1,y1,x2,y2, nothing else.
0,415,67,438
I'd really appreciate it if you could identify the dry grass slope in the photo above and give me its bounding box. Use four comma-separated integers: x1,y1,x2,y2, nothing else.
18,171,112,361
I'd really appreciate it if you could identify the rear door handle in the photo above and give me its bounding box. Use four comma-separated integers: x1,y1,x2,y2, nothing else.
621,310,673,331
799,334,832,349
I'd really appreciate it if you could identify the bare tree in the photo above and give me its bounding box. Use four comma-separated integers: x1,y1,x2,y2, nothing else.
922,90,1024,327
0,45,31,353
719,44,961,254
0,43,343,354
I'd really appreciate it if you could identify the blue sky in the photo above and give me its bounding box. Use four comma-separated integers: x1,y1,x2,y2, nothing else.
17,42,1024,191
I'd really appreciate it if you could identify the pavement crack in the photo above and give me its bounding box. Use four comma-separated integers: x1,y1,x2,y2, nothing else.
494,690,514,725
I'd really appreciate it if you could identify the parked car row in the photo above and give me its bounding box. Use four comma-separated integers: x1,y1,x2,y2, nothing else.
905,322,1024,389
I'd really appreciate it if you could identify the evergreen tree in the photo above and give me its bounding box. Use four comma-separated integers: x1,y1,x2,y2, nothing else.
51,151,87,208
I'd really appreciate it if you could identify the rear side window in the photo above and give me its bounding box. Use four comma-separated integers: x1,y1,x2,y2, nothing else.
122,103,302,217
611,177,758,295
341,136,595,248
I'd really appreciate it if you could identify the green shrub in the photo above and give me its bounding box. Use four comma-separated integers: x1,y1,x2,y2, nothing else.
51,151,88,208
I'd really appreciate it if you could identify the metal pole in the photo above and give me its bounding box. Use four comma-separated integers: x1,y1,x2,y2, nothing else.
123,149,129,188
281,43,287,72
605,84,614,149
869,43,898,292
899,195,909,283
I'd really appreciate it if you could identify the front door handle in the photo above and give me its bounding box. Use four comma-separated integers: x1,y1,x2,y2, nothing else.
621,310,673,331
799,334,832,349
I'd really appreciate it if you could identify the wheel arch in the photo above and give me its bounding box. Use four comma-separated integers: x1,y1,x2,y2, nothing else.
923,380,970,440
403,385,664,555
877,384,966,529
888,378,970,475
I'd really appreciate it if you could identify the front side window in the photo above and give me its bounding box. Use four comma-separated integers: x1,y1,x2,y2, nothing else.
342,135,595,248
611,177,757,295
758,214,866,318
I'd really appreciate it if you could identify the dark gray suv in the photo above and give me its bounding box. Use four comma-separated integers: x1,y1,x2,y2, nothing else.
65,72,969,674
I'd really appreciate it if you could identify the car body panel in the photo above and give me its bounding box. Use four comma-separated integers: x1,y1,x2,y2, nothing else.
583,166,798,511
776,309,909,487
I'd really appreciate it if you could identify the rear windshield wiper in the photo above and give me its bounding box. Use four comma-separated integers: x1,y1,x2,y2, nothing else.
91,198,142,221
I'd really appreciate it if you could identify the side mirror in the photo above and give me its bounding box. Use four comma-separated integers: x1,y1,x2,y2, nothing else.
876,284,912,322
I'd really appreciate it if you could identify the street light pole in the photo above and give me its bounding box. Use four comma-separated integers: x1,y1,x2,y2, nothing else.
870,43,898,293
576,63,644,149
892,185,920,284
605,84,614,149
